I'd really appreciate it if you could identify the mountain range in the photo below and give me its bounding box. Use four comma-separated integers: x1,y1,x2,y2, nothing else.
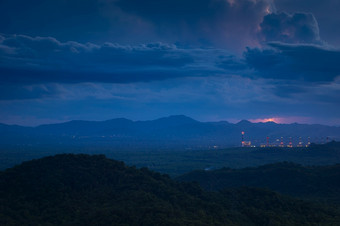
1,115,339,148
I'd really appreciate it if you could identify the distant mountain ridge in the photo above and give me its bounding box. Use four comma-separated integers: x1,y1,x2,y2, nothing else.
0,115,339,148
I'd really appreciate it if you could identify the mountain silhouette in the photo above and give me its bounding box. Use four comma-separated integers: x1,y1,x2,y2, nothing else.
0,115,339,148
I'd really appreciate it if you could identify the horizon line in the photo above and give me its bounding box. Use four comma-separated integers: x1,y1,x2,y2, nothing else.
1,115,339,128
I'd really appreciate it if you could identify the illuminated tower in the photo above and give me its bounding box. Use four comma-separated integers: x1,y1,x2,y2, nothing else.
280,137,284,147
241,131,245,147
288,137,293,148
266,136,269,147
298,137,302,147
307,137,311,147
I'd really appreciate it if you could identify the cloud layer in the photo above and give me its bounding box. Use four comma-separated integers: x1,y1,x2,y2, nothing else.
0,34,224,84
244,42,340,82
2,33,340,86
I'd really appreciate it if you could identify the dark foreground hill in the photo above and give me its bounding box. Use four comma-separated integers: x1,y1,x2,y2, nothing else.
1,154,340,225
177,162,340,204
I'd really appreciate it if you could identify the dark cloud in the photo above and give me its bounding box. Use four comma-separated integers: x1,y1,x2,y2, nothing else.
0,0,276,50
1,0,339,50
260,12,320,44
114,0,275,49
274,0,340,46
0,0,109,42
216,55,248,71
244,42,340,82
0,34,222,84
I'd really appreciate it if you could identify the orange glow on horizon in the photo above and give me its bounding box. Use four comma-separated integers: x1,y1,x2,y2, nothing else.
230,116,313,125
250,118,281,123
248,116,312,124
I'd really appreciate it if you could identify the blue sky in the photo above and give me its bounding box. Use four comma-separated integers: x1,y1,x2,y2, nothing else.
0,0,340,126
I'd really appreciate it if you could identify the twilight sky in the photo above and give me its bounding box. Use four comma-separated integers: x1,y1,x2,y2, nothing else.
0,0,340,126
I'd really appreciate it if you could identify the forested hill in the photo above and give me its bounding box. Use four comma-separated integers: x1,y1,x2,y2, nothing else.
177,162,340,203
1,154,340,225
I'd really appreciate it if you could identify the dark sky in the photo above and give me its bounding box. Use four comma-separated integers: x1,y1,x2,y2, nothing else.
0,0,339,126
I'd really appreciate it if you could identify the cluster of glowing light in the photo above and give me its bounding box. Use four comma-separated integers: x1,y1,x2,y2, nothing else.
250,117,282,123
249,116,313,124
